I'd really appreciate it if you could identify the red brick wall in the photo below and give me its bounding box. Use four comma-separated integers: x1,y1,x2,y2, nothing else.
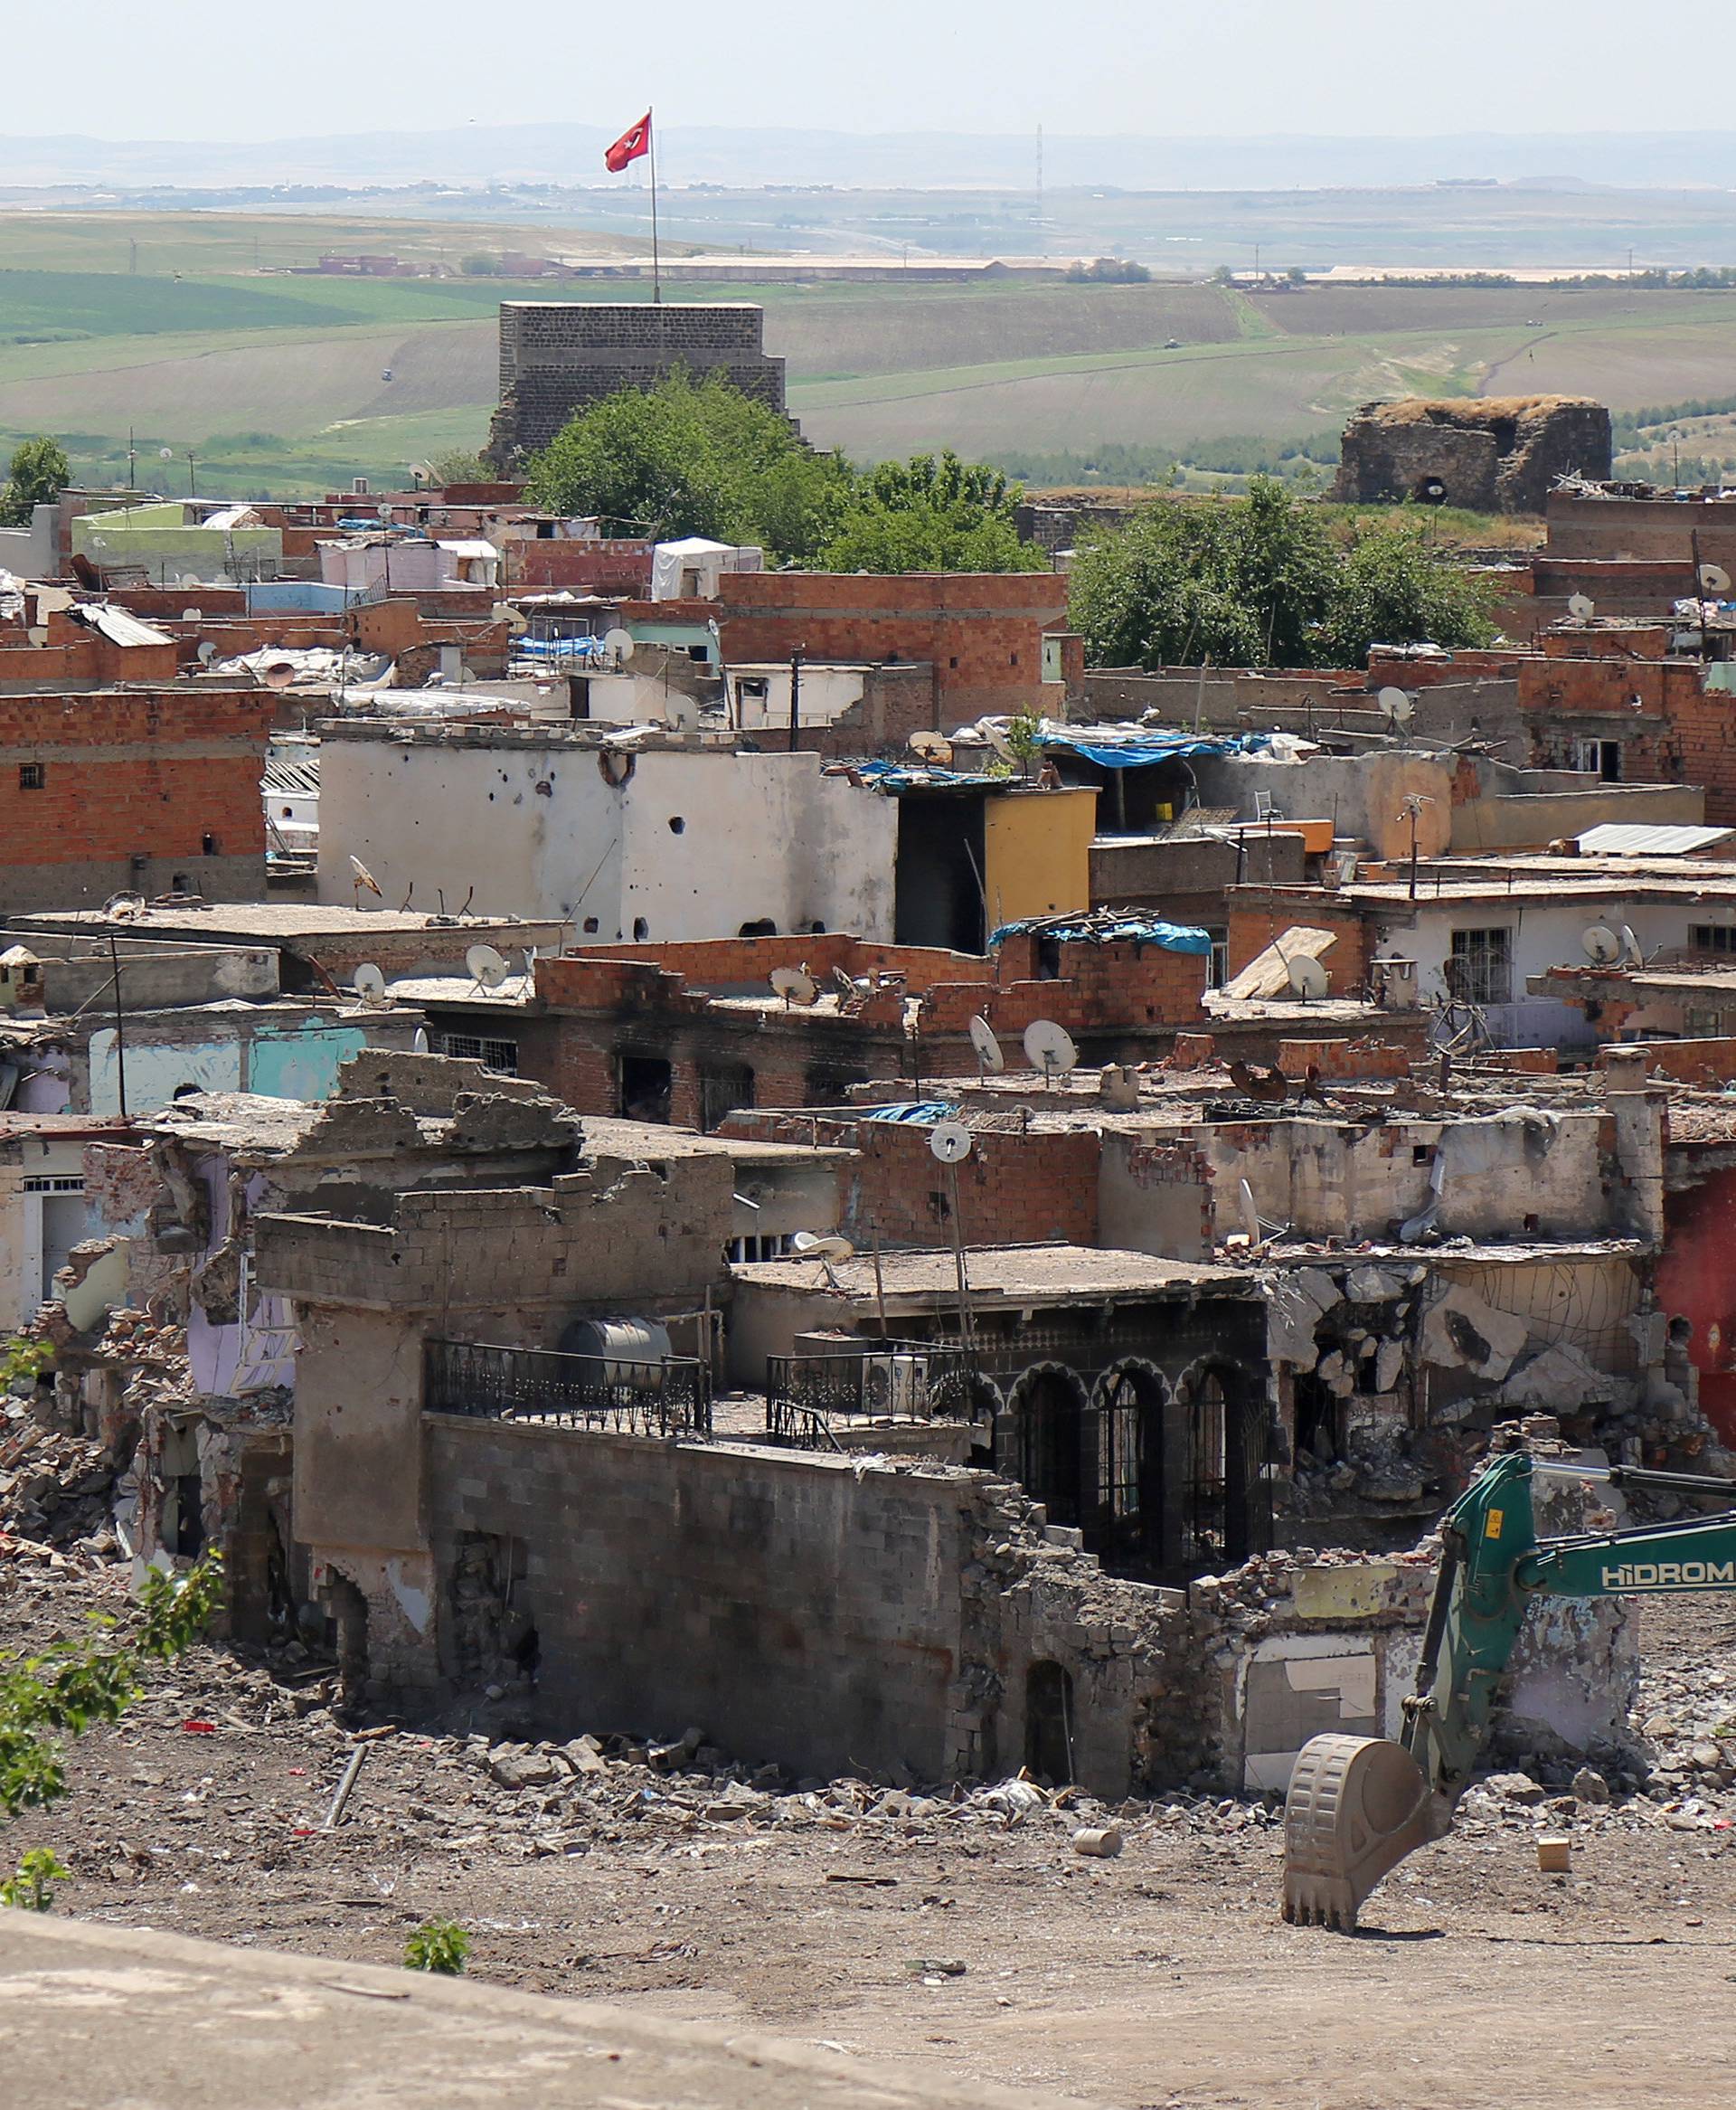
1275,1037,1410,1080
724,1108,1099,1248
1225,900,1372,994
506,539,653,594
0,687,273,876
712,571,1070,723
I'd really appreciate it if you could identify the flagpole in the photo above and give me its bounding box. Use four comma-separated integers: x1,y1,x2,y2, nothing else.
649,108,662,308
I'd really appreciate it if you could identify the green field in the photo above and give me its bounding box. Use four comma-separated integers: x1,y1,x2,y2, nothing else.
5,213,1736,495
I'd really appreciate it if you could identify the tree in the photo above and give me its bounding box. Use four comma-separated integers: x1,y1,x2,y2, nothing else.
427,449,493,487
1069,479,1495,670
1315,521,1497,666
524,369,826,549
0,438,70,528
816,449,1047,574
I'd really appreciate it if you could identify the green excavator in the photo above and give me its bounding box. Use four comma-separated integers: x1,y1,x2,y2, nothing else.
1282,1449,1736,1929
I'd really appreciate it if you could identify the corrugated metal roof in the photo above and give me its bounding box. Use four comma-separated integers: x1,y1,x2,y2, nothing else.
1575,822,1736,856
71,603,174,648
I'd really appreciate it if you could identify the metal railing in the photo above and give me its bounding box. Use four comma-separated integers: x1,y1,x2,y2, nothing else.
425,1338,712,1438
765,1341,975,1448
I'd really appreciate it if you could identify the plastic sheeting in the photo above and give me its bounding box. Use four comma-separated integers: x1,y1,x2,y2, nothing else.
864,1100,959,1124
991,913,1212,954
1039,729,1270,770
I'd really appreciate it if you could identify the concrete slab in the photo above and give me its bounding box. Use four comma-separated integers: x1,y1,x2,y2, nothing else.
0,1914,1086,2110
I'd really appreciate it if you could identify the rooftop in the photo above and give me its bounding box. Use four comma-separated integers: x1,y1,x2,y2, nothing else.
731,1243,1250,1310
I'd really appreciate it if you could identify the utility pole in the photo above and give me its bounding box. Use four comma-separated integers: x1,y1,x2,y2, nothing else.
108,936,128,1121
787,645,804,751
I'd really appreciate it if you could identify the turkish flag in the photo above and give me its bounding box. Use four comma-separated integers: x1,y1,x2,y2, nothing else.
605,113,652,174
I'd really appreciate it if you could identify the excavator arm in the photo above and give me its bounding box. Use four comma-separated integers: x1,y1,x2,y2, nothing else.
1282,1452,1736,1929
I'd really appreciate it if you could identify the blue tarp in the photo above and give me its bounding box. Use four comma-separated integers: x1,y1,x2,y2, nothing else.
853,759,1006,791
991,914,1213,954
863,1101,958,1125
1038,731,1269,770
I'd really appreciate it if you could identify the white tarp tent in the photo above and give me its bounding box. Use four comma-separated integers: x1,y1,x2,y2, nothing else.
649,536,764,602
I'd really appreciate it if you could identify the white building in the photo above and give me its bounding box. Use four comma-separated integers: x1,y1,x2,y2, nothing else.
1345,859,1736,1047
315,724,899,942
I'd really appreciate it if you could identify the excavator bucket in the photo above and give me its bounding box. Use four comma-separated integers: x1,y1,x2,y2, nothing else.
1281,1733,1438,1930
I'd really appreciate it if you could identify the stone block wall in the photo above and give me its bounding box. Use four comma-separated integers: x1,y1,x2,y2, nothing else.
1334,397,1612,515
486,303,790,467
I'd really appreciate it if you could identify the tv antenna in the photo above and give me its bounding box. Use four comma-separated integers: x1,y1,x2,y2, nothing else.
1287,955,1329,1002
929,1120,974,1165
1024,1017,1078,1087
929,1122,976,1353
908,730,954,765
769,965,818,1008
465,941,509,991
967,1014,1005,1077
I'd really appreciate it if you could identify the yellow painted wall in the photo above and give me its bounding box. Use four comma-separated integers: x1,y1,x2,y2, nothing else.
982,787,1097,930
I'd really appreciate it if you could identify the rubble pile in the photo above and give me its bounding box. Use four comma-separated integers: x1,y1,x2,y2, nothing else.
0,1386,118,1550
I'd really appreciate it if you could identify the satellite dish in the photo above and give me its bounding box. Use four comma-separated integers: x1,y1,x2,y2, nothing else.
158,447,174,461
466,941,509,990
1619,923,1646,967
1238,1178,1262,1248
968,1014,1005,1074
1582,923,1623,964
908,730,954,765
103,890,146,919
1568,592,1596,620
1287,955,1329,1001
1377,685,1415,727
981,721,1015,762
603,628,636,663
259,659,297,690
182,607,203,621
1024,1018,1078,1080
791,1230,854,1261
412,1026,430,1054
352,962,387,1003
1701,563,1731,595
769,965,818,1006
196,640,216,664
348,854,382,900
929,1120,974,1165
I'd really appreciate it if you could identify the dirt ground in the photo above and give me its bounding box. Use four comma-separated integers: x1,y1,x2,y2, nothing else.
6,1555,1736,2110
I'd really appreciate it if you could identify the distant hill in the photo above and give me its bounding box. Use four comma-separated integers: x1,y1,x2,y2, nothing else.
7,125,1736,193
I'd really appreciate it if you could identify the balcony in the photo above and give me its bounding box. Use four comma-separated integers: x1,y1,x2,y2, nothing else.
424,1338,712,1440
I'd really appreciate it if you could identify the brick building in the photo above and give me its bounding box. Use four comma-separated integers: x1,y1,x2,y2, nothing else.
711,570,1076,730
485,302,791,468
0,686,276,912
389,928,1215,1131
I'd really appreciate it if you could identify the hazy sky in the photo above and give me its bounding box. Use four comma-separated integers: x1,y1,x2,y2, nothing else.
19,0,1729,143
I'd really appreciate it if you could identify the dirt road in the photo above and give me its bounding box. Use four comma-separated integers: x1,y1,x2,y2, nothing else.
6,1556,1735,2109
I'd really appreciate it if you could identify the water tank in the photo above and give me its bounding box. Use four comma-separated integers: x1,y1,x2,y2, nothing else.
558,1316,673,1385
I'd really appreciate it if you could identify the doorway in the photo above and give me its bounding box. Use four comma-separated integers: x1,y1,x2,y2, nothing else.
1025,1660,1075,1785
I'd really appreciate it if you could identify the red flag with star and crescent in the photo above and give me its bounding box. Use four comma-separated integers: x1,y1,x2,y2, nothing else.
605,113,652,174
